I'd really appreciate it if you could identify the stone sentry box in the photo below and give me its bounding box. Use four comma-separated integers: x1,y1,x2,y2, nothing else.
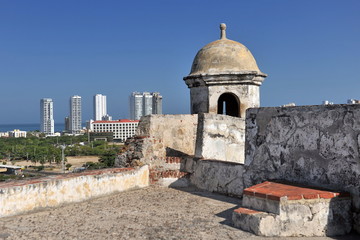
184,23,266,163
183,23,266,118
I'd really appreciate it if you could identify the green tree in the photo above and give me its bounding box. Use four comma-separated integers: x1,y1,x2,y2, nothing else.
99,150,117,167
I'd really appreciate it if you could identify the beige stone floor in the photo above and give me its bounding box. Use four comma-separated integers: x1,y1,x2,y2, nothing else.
0,186,358,240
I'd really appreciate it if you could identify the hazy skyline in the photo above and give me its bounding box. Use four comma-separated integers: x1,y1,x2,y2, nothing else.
1,0,359,124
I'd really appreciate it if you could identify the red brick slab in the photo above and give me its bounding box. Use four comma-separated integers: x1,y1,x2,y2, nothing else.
243,181,350,201
234,207,262,215
149,169,188,184
165,157,182,164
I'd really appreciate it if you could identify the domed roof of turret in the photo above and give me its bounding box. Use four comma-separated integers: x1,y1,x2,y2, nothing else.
188,23,264,76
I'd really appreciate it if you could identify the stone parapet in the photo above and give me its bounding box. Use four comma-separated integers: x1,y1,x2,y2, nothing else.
0,166,149,218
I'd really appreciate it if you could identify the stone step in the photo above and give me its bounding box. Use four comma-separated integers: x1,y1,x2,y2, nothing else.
242,181,350,215
233,181,352,237
232,207,280,236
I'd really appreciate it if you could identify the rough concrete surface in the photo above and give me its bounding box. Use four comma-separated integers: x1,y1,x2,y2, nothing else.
187,158,244,197
0,186,358,240
195,113,245,163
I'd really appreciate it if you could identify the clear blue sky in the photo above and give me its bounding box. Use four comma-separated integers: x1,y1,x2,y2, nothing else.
0,0,359,124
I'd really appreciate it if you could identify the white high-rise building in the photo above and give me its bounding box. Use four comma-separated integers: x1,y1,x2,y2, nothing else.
40,98,54,135
70,95,82,134
129,92,163,120
94,94,107,121
143,92,153,116
130,92,144,120
152,92,162,115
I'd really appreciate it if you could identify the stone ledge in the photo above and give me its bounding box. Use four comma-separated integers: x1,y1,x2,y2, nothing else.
243,181,350,201
232,206,278,236
0,167,135,189
0,166,149,218
149,169,188,184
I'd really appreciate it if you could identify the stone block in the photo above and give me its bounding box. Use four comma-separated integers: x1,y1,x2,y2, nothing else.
189,159,244,197
233,182,352,237
242,195,280,214
195,113,245,163
232,207,280,236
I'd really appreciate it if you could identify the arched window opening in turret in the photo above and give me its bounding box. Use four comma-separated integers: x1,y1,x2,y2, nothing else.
217,93,240,117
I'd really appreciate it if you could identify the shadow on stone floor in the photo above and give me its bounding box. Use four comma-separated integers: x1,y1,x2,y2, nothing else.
328,233,360,240
170,185,242,228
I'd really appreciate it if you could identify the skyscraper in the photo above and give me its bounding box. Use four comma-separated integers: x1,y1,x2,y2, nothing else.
152,92,163,115
40,98,54,135
143,92,153,116
70,95,82,134
64,116,70,132
94,94,107,120
129,92,143,120
129,92,163,120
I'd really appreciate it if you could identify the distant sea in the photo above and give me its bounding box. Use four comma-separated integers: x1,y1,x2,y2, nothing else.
0,123,70,133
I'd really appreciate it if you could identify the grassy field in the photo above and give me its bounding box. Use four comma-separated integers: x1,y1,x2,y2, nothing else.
1,155,100,173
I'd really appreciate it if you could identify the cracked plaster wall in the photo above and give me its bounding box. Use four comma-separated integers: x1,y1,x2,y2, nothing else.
195,113,245,163
184,158,244,197
138,115,198,156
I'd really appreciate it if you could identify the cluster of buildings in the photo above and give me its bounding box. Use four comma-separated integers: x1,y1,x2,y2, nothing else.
37,92,163,142
0,129,27,138
280,99,360,107
322,99,360,105
40,96,83,136
129,92,162,120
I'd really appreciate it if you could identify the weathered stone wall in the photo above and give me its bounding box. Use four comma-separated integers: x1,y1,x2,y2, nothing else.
195,113,245,163
116,114,198,167
244,105,360,232
0,166,149,218
116,113,245,193
183,158,244,197
189,86,209,114
136,114,198,161
116,114,198,186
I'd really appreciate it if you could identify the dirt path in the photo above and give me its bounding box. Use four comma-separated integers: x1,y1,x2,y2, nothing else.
65,156,99,168
0,186,358,240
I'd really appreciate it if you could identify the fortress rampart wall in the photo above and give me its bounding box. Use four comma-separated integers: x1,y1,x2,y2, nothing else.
0,166,149,218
